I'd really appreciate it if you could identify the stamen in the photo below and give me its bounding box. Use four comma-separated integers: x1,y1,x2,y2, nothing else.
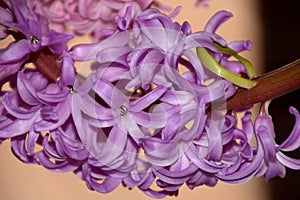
30,35,39,44
119,105,128,116
67,85,74,93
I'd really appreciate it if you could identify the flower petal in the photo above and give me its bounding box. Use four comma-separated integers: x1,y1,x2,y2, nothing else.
87,176,122,194
277,152,300,170
279,107,300,151
130,86,167,112
0,40,30,64
17,72,40,105
204,11,233,33
70,31,130,61
2,92,39,119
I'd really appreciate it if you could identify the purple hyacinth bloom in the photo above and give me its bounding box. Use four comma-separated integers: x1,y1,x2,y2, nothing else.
0,0,72,81
27,0,156,41
68,8,256,197
0,38,78,168
69,9,300,197
254,105,300,181
1,3,300,198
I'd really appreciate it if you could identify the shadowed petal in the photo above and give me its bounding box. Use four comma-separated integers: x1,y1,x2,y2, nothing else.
279,107,300,151
0,40,30,64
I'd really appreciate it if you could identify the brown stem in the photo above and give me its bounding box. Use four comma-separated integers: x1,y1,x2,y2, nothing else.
4,36,61,82
226,59,300,110
7,25,62,82
30,48,62,82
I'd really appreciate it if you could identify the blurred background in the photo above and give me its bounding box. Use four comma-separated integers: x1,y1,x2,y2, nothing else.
260,0,300,200
0,0,299,199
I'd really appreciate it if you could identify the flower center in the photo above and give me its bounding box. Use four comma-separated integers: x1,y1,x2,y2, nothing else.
67,85,74,93
30,35,39,44
119,105,128,116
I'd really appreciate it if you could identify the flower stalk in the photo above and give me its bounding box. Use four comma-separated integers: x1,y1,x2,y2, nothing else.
29,48,62,82
227,58,300,110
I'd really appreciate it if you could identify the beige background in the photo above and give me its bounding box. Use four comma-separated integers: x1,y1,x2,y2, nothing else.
0,0,268,200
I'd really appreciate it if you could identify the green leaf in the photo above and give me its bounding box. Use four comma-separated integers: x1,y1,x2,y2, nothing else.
197,47,256,89
213,42,256,79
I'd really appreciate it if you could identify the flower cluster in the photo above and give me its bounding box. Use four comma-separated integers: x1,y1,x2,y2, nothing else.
26,0,156,41
0,0,300,198
26,0,210,41
0,0,72,81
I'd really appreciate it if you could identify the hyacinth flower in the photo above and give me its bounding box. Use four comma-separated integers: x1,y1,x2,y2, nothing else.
0,48,78,162
1,1,300,199
0,0,77,168
26,0,211,41
0,0,72,82
71,9,299,196
254,103,300,181
26,0,156,41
